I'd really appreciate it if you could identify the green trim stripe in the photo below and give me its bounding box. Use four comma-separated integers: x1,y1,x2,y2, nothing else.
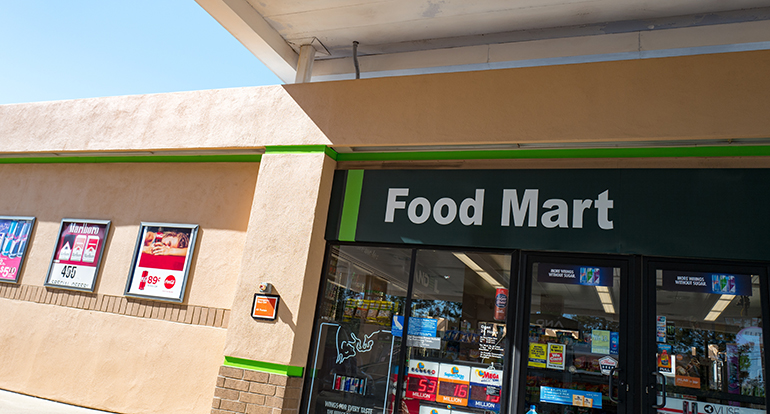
338,170,364,242
223,356,304,377
4,144,767,165
264,145,338,160
0,154,262,164
334,145,770,162
263,145,338,160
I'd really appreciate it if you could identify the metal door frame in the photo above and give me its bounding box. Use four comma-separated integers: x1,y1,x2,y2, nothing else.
512,251,637,414
641,257,770,413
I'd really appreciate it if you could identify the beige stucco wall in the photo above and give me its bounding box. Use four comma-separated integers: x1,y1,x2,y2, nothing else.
283,50,770,147
224,153,336,367
0,163,256,307
0,162,257,413
0,299,225,414
2,50,770,155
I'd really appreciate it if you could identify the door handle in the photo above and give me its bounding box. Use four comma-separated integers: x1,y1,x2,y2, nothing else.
651,371,666,409
608,367,621,403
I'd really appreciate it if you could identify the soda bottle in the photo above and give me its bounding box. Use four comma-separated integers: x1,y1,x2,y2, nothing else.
12,222,31,258
154,229,164,245
1,221,18,256
526,405,538,414
139,270,148,290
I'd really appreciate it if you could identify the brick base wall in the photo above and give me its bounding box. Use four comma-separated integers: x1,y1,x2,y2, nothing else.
212,366,303,414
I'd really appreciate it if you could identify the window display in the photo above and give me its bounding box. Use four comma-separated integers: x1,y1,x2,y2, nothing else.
400,250,511,414
304,247,512,414
524,262,622,412
653,268,766,413
304,245,411,414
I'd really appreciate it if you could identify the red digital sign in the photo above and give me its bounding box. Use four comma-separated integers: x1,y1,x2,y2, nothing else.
436,380,469,405
470,385,500,404
406,375,437,401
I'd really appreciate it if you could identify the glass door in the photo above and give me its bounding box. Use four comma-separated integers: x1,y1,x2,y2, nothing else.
645,259,769,414
520,253,631,414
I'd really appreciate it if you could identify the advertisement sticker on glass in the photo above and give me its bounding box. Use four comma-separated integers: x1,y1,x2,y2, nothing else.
124,222,198,302
0,216,35,284
537,263,613,287
45,219,110,292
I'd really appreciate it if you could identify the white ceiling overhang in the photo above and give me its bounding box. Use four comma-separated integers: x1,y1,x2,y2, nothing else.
196,0,770,83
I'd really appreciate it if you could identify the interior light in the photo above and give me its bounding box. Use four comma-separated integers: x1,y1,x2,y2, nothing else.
595,286,615,314
705,295,735,321
452,252,504,288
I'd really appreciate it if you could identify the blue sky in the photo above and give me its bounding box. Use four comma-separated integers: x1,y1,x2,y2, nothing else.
0,1,282,105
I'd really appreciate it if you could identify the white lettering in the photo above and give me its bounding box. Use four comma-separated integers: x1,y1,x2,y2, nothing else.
433,197,457,225
572,199,593,228
541,199,569,228
501,189,539,227
595,190,614,230
384,188,409,222
459,189,484,226
407,197,431,224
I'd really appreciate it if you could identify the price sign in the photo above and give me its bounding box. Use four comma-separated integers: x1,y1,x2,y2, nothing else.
45,219,110,292
0,216,35,284
406,376,438,401
437,381,470,406
469,367,502,411
124,223,198,302
436,363,471,406
406,360,439,401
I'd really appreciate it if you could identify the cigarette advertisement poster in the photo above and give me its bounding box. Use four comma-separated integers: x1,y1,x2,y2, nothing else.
0,216,35,284
45,219,110,292
124,223,198,302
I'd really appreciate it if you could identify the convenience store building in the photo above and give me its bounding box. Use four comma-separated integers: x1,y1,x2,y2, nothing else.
1,2,770,414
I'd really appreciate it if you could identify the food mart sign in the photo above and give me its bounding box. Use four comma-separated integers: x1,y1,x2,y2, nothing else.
327,169,770,261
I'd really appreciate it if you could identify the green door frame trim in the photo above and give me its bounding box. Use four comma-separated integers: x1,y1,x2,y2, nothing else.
223,356,304,377
3,145,769,164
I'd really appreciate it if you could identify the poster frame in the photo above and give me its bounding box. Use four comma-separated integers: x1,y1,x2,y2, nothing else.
123,222,199,303
44,218,111,292
0,215,36,284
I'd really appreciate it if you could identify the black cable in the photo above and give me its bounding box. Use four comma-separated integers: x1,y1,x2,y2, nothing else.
353,41,360,79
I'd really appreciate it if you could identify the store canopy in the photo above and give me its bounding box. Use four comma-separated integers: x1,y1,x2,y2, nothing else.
197,0,770,83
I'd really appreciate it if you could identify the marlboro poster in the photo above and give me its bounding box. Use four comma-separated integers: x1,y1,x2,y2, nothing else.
45,219,110,292
124,222,198,302
0,216,36,284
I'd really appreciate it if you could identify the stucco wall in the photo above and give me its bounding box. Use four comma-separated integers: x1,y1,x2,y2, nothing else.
2,50,769,154
0,162,258,413
224,153,336,367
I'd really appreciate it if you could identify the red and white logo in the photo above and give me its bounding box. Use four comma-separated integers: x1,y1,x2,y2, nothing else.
164,275,176,289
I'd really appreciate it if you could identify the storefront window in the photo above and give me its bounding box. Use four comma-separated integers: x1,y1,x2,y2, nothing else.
654,268,766,412
304,245,412,414
524,262,622,413
400,250,511,414
305,247,512,414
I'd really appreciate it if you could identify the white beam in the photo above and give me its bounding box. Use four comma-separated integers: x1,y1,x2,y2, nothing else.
295,45,316,83
312,20,770,81
195,0,298,83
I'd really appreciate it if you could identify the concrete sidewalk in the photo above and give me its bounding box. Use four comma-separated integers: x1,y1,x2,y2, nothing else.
0,390,114,414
